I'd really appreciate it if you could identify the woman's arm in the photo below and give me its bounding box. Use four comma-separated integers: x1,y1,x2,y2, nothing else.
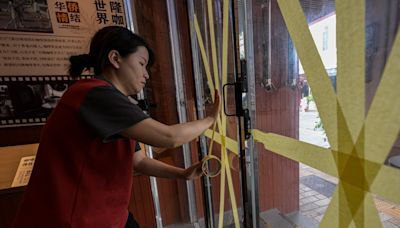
133,149,202,179
122,117,212,148
121,92,220,148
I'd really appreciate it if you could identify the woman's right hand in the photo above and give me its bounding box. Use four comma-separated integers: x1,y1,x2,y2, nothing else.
209,90,220,120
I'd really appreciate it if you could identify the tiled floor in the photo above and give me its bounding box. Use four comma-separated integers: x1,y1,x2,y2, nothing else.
299,164,400,227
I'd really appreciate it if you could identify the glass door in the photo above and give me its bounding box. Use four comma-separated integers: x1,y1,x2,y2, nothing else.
188,0,245,227
241,0,400,227
189,0,400,227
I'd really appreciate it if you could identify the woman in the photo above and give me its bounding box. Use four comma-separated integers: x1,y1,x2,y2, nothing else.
13,26,219,228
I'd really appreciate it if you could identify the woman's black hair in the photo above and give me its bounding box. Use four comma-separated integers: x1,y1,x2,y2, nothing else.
69,26,154,78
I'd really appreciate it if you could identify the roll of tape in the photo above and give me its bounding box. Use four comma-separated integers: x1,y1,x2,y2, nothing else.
202,154,222,177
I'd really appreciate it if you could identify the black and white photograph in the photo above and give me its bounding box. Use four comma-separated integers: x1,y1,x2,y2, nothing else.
0,0,53,33
0,85,12,118
0,78,70,127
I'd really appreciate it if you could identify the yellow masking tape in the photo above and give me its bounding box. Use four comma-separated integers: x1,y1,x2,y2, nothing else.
193,15,215,101
336,0,365,146
257,1,400,227
208,120,218,156
196,0,400,224
365,31,400,164
219,134,240,228
319,188,340,227
221,0,229,89
204,129,238,155
277,0,338,151
276,1,357,226
252,129,338,177
195,1,400,227
218,143,227,227
254,125,399,218
223,148,240,223
333,105,367,228
320,183,382,228
218,1,240,226
194,13,224,138
220,0,229,139
207,0,221,91
206,127,239,173
253,128,400,205
370,166,400,205
203,121,223,177
195,11,240,227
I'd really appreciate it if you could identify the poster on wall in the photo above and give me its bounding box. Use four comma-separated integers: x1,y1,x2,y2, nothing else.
0,0,127,127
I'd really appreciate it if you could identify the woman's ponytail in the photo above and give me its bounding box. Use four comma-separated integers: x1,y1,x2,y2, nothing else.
68,54,93,78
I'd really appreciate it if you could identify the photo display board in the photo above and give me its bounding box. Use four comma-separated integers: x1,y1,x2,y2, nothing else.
0,0,126,127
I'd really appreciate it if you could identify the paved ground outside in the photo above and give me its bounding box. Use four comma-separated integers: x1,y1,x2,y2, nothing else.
299,105,400,227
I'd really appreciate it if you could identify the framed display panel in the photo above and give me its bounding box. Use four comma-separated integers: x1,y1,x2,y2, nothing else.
0,0,127,127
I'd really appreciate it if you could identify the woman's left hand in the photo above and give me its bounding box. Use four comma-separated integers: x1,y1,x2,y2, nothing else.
182,162,203,180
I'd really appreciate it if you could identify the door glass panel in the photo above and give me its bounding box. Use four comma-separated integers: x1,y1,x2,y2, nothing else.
247,0,400,227
249,0,312,226
189,0,243,226
297,1,336,225
365,1,400,227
